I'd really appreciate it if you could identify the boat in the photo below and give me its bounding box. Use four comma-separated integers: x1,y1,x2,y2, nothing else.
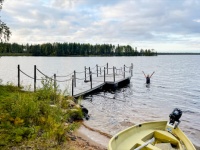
108,108,196,150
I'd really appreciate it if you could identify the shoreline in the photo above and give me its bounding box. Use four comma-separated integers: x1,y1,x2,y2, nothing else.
69,123,110,150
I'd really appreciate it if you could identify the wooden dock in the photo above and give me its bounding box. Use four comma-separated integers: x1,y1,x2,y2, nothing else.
72,64,133,98
17,63,133,98
73,75,132,98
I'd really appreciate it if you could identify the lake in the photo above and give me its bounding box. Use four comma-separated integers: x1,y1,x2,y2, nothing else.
0,55,200,147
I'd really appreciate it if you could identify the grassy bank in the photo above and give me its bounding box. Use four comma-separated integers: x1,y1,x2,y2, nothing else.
0,81,83,149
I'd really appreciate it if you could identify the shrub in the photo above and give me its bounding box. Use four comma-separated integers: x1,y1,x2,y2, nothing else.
0,79,82,148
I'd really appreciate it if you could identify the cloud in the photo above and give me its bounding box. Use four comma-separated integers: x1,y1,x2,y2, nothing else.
193,19,200,23
1,0,200,51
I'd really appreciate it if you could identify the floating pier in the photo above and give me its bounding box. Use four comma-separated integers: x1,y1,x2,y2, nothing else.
17,63,133,98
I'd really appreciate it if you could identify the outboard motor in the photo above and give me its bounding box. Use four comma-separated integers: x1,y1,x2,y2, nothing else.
166,108,182,132
169,108,182,126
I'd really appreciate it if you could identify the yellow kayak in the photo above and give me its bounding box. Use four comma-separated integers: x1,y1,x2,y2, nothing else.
108,109,196,150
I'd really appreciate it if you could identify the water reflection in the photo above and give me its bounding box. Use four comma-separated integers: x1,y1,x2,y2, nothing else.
145,83,150,88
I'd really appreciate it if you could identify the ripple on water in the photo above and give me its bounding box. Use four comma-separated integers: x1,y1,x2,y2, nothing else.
82,86,200,148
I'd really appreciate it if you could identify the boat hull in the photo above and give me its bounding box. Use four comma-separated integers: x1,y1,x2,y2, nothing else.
108,121,196,150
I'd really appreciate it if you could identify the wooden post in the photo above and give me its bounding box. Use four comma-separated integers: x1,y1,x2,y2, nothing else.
85,66,86,81
96,64,98,77
107,63,108,74
54,74,56,92
104,67,105,82
90,71,92,89
74,70,76,87
113,66,115,82
72,75,74,96
131,63,133,76
18,65,20,87
34,65,36,92
89,67,91,81
124,65,125,78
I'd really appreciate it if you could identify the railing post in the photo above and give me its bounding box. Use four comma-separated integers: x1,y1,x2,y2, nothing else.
54,74,56,92
113,66,115,82
74,70,76,87
34,65,36,92
72,75,74,96
96,64,98,77
18,65,20,87
90,71,92,89
107,63,108,74
131,63,133,77
85,66,86,81
124,65,125,78
104,67,105,82
89,67,91,81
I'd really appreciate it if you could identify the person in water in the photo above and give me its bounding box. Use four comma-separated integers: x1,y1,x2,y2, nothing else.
142,71,155,84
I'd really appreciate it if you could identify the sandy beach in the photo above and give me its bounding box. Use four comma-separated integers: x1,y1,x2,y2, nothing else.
68,123,110,150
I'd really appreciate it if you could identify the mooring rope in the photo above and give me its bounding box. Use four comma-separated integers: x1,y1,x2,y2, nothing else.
76,77,88,80
56,72,73,78
90,66,96,70
76,70,85,74
124,65,130,68
36,68,53,80
55,78,72,82
98,63,107,67
19,69,35,80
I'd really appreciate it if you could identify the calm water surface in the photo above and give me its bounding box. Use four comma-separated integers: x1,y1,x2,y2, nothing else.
0,55,200,147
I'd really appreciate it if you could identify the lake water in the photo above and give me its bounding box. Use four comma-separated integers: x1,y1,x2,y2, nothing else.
0,55,200,147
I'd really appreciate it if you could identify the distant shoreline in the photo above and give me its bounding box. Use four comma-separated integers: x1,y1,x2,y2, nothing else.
157,53,200,55
0,52,200,56
0,53,32,56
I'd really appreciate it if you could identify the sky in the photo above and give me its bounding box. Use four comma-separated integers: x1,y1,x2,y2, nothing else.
1,0,200,52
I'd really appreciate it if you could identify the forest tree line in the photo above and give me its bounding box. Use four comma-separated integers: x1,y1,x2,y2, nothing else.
0,42,157,56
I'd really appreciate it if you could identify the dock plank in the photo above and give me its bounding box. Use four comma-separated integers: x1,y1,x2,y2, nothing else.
73,74,131,98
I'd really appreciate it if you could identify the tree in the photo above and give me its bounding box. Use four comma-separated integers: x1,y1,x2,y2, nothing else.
0,0,11,42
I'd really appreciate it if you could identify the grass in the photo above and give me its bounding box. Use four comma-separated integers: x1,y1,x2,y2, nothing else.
0,80,83,149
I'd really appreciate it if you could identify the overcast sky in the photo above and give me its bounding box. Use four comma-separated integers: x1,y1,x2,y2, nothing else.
1,0,200,52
